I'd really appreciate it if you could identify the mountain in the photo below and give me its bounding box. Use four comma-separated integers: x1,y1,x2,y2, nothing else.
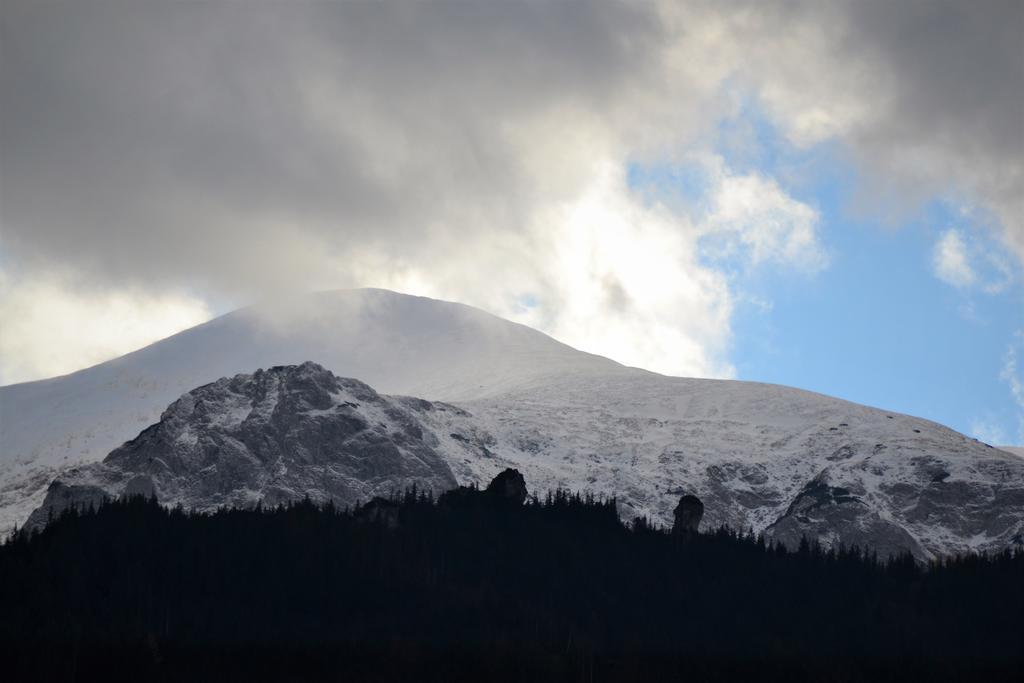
4,289,1024,559
26,362,461,528
0,289,622,532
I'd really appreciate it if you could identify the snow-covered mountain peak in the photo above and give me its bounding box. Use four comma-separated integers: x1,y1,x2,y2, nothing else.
27,362,460,528
3,289,1023,560
0,289,623,530
163,361,373,432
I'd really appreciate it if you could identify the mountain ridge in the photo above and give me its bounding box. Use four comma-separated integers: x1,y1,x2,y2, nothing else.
3,289,1023,559
25,360,1024,561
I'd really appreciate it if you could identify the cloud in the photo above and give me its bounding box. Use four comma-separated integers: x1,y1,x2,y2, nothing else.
969,418,1007,447
509,164,736,378
0,270,211,384
728,0,1024,261
0,0,1020,382
349,162,740,378
1002,331,1024,442
931,224,1019,294
933,230,977,288
699,157,828,272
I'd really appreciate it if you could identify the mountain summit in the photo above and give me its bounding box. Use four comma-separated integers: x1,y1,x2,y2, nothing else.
0,289,622,530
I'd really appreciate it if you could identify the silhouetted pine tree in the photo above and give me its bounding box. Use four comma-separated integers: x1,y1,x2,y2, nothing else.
0,489,1020,682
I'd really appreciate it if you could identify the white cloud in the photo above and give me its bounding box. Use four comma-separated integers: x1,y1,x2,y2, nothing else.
724,1,1024,265
700,158,828,273
350,162,739,379
1002,331,1024,442
932,229,977,288
343,156,828,380
0,0,1019,385
931,225,1019,294
981,250,1016,295
520,164,734,378
970,418,1007,447
0,271,211,385
0,152,825,385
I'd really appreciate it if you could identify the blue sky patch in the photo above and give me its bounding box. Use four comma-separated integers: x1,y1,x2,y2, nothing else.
628,98,1023,443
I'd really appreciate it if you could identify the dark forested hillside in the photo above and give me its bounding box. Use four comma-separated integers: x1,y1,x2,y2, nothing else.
1,475,1021,683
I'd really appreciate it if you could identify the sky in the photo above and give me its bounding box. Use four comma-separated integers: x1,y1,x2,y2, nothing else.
1,0,1022,444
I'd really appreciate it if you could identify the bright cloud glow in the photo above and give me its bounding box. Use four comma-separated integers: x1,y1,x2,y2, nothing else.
0,272,211,385
518,163,734,378
347,157,825,380
351,162,736,378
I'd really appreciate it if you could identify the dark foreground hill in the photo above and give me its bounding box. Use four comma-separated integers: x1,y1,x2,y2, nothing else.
1,473,1021,682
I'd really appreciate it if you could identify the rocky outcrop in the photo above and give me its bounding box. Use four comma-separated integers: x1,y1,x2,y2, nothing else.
765,472,927,560
27,363,458,529
438,468,529,511
485,468,528,504
672,494,704,535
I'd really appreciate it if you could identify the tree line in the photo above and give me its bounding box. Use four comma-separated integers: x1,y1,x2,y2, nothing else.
0,475,1021,682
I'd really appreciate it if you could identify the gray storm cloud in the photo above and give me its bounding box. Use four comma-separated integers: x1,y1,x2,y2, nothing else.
1,0,1021,383
741,0,1024,254
0,0,667,292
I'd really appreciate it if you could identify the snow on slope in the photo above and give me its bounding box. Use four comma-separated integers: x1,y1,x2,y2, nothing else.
0,289,623,531
2,289,1023,560
422,374,1024,560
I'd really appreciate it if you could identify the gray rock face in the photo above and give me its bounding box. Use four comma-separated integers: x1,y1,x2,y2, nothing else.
28,480,110,525
672,495,704,534
765,472,927,559
27,363,458,528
